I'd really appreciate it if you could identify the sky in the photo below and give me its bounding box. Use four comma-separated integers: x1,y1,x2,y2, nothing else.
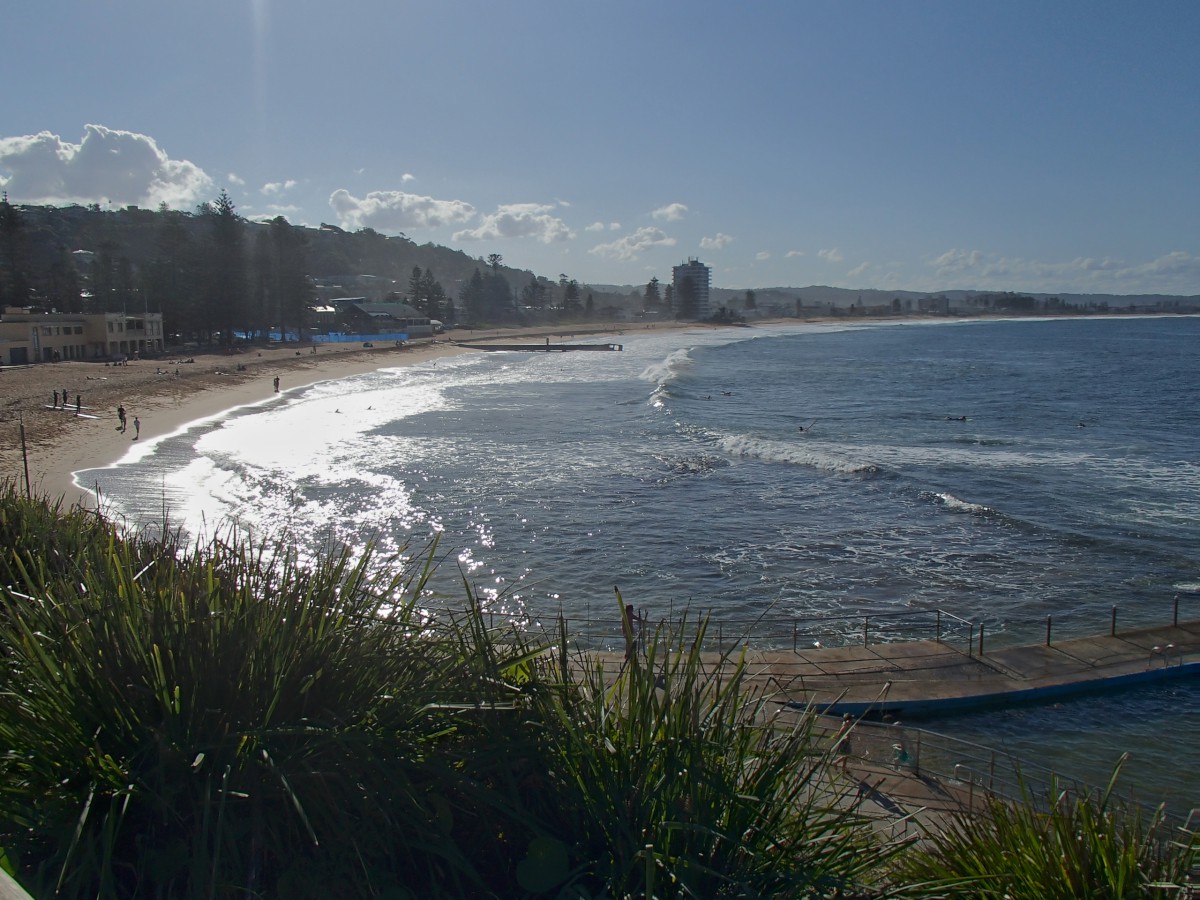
2,1,1199,296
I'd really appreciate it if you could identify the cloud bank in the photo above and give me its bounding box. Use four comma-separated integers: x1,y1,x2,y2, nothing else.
329,188,475,231
651,203,688,222
453,203,575,243
589,226,677,261
0,125,213,209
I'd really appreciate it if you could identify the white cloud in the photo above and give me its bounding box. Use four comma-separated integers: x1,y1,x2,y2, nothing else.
329,188,475,231
785,249,804,258
651,202,688,222
931,248,983,275
589,226,676,261
756,250,770,261
700,234,734,252
700,232,734,251
818,247,844,263
0,125,214,209
227,173,245,187
453,202,575,243
261,179,297,196
401,172,415,183
585,221,607,232
847,262,871,279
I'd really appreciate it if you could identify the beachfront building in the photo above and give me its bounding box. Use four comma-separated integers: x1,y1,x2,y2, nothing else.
672,258,712,320
338,300,434,338
0,308,165,366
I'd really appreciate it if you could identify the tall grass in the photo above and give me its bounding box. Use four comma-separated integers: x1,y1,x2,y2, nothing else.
1,482,1194,897
0,483,545,897
520,614,902,897
894,757,1199,898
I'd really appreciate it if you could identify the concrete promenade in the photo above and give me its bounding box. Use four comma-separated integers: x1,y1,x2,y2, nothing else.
728,619,1200,716
598,619,1200,717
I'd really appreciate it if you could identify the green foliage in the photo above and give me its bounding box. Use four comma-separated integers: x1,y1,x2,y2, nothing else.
895,758,1199,898
523,611,896,898
1,483,1193,898
0,483,542,897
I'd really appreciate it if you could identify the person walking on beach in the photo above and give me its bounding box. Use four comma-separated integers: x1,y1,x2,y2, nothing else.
132,416,141,440
117,405,127,432
75,394,81,415
53,390,59,409
273,376,280,393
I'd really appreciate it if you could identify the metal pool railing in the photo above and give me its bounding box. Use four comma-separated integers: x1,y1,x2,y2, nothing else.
457,592,1198,657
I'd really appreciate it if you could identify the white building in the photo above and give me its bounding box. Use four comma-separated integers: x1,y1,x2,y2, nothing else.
672,258,712,320
0,309,165,366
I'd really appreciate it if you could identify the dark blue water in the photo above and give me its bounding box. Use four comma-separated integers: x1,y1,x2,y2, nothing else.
81,316,1200,805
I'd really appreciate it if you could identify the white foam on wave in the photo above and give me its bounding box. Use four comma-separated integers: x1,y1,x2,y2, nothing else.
926,491,994,515
717,433,879,475
640,347,693,388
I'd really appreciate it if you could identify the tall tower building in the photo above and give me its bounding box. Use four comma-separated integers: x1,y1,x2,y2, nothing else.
672,258,712,320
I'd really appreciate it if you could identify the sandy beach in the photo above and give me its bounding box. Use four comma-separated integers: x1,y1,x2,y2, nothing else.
0,322,692,508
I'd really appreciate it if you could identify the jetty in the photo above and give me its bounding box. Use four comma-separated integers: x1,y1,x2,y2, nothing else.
450,340,623,352
591,618,1200,718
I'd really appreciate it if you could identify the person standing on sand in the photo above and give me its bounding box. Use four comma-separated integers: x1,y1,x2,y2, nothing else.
132,416,140,440
53,390,59,408
75,395,81,415
273,376,280,393
117,405,127,432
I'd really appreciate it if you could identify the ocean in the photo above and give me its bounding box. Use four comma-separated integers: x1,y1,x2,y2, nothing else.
81,315,1200,806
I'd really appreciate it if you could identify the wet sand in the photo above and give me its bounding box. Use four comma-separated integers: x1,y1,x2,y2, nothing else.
0,321,699,508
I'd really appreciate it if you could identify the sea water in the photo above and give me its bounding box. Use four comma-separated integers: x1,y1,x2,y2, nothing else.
80,315,1200,806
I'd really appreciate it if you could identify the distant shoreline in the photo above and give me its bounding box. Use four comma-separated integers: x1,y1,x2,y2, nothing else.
3,311,1192,510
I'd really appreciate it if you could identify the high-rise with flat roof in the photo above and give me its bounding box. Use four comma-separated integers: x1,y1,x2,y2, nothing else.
672,258,712,320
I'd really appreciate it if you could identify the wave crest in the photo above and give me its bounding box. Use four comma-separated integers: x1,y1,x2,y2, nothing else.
717,434,880,475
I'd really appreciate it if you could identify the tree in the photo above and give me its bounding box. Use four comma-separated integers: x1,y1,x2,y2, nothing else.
45,245,83,313
200,190,247,345
520,278,548,309
563,279,581,316
744,289,757,310
643,277,661,310
663,283,674,315
408,266,424,303
487,253,503,272
461,268,486,321
418,268,446,320
0,194,32,308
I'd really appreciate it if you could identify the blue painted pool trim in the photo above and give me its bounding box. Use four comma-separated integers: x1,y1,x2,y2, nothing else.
794,660,1200,718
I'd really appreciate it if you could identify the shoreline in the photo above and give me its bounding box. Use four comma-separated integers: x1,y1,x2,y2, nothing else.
5,311,1182,509
1,321,699,508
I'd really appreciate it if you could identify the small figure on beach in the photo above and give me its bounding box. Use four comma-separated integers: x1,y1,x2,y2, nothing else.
53,390,59,408
75,394,81,415
273,376,280,393
132,416,141,439
117,405,127,432
834,713,854,770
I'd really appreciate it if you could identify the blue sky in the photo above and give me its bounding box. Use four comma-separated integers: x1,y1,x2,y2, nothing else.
3,1,1198,295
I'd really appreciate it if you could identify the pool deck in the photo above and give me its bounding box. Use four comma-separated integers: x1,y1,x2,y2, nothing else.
600,619,1200,718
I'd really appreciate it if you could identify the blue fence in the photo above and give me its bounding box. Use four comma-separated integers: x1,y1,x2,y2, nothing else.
312,332,410,344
